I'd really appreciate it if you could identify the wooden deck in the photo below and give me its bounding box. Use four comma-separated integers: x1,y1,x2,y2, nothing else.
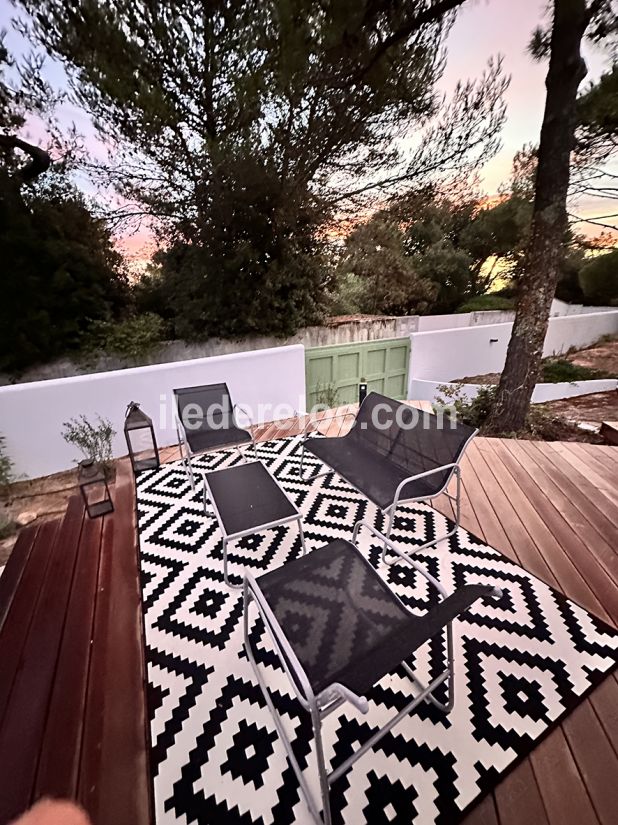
1,404,617,825
0,463,151,825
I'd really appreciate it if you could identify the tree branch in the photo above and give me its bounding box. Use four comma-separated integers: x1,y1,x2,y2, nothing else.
357,0,466,82
0,134,51,182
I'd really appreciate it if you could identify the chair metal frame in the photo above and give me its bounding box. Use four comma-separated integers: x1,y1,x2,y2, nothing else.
298,406,477,562
175,395,258,489
243,519,501,825
203,460,307,588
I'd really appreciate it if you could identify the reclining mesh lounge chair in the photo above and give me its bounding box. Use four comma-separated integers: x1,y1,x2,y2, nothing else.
244,520,501,825
300,391,477,559
174,383,257,488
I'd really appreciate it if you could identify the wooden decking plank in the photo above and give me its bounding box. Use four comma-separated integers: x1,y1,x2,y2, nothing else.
465,442,559,587
576,442,618,475
476,439,611,623
509,441,618,580
517,440,618,554
561,697,618,825
530,728,600,825
488,440,618,615
460,790,500,825
456,447,550,825
494,757,550,825
456,453,516,560
548,442,618,505
34,509,104,801
0,497,83,822
78,464,151,825
529,440,618,529
587,674,618,760
0,522,39,636
0,519,59,729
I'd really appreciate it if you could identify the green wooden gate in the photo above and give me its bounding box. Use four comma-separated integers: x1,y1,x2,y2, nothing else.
305,337,410,409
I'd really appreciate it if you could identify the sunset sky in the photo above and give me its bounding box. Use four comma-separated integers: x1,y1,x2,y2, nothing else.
1,0,616,267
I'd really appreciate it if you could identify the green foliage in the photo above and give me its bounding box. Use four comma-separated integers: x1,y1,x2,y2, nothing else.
456,294,515,312
81,313,166,361
540,358,611,383
313,382,339,410
336,214,437,316
20,0,507,339
0,173,129,372
578,250,618,305
62,415,116,477
435,384,496,429
0,434,14,490
0,514,16,540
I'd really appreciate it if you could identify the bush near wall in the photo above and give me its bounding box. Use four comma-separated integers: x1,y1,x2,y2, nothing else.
578,250,618,306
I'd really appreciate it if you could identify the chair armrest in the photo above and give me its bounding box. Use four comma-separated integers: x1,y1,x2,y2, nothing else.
391,462,460,506
301,408,358,440
352,520,449,598
233,402,254,431
351,520,503,603
244,573,315,709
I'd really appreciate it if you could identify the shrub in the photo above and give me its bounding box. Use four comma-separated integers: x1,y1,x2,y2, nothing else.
62,415,116,477
81,313,166,362
0,515,16,540
456,294,516,313
540,358,610,383
435,384,496,428
0,434,14,491
578,250,618,306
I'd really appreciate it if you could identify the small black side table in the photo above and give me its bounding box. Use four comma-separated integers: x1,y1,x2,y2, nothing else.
203,460,307,588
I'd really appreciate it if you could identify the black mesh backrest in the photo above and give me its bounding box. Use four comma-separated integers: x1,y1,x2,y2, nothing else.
348,392,476,481
174,383,234,433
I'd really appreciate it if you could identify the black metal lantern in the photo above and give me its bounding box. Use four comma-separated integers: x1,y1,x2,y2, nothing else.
124,401,160,475
78,458,114,518
359,378,368,405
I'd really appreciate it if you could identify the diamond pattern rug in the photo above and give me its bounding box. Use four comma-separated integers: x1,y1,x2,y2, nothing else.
136,436,618,824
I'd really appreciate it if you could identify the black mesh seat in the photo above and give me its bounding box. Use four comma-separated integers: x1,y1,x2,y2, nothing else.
244,521,500,824
186,423,252,454
258,538,490,696
174,382,256,487
301,392,477,558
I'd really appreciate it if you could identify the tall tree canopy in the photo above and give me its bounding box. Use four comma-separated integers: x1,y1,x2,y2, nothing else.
17,0,507,338
0,38,127,371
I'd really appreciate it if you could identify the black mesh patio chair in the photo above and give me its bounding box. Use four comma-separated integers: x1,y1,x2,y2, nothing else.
174,383,257,487
244,520,501,825
300,392,477,560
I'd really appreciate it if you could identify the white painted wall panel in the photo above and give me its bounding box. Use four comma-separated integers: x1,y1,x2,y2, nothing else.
0,345,305,479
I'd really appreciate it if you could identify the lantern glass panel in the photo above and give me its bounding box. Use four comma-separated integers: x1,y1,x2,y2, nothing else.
127,426,158,470
79,460,113,518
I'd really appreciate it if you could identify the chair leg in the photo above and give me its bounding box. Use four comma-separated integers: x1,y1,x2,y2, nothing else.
298,441,333,483
298,518,307,557
222,538,242,589
311,705,333,825
244,586,326,824
401,620,455,713
383,470,462,564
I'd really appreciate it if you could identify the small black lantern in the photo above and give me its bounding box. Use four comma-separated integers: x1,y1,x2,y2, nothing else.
124,401,160,475
359,378,368,405
78,458,114,518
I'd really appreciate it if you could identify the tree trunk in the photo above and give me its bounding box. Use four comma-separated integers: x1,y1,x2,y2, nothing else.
484,0,589,434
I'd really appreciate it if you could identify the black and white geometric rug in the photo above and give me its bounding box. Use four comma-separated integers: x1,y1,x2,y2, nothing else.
136,436,618,825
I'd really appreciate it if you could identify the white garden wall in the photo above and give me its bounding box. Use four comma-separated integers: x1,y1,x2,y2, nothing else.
542,311,618,355
0,345,306,479
409,377,618,406
408,310,618,388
